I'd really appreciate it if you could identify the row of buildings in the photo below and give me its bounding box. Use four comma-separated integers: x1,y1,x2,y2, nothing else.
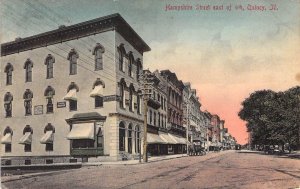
1,14,236,165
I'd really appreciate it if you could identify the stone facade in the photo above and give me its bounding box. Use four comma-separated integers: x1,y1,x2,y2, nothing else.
1,14,150,164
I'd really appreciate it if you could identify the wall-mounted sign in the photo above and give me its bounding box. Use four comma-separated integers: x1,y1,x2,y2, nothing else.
34,105,43,115
57,101,66,108
103,95,121,102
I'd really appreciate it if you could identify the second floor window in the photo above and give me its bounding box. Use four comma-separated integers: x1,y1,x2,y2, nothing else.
24,59,33,82
5,63,13,85
4,92,13,117
23,89,33,116
68,49,78,75
44,86,55,113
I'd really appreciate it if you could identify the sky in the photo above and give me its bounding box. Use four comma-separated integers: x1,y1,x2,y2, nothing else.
1,0,300,144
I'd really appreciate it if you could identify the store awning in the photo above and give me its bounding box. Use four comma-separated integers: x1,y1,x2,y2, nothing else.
1,133,12,144
19,132,32,144
168,133,187,144
64,89,77,101
40,131,54,144
158,132,176,144
147,133,166,144
67,123,94,140
89,85,104,97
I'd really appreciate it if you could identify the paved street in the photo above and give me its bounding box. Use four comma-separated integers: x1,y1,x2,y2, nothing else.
2,151,300,189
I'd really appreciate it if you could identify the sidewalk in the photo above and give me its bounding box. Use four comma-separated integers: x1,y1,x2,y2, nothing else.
1,154,188,183
83,154,188,166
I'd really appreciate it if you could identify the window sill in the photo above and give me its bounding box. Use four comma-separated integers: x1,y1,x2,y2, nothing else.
69,110,78,112
46,112,54,114
5,116,12,118
95,106,103,109
46,77,54,79
6,84,12,86
25,114,32,116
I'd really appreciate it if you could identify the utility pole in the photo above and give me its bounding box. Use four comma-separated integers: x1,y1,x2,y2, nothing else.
140,70,154,163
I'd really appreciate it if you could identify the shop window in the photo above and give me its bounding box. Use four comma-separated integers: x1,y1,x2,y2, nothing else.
72,139,94,148
97,129,103,148
119,122,125,151
128,124,132,154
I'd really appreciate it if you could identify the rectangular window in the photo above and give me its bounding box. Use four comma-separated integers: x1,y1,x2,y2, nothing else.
47,98,54,113
25,100,32,116
95,96,103,108
24,144,31,152
46,143,53,151
70,55,77,75
47,62,53,79
95,50,103,70
26,67,32,82
25,159,31,165
72,139,94,148
69,100,77,111
5,144,11,153
46,159,53,164
4,103,12,117
7,71,12,85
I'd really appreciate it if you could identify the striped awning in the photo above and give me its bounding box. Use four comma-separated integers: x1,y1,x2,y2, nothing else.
159,132,176,144
40,131,54,144
168,133,187,144
64,89,77,101
67,123,94,140
90,85,104,97
1,133,12,144
19,132,32,144
147,133,166,144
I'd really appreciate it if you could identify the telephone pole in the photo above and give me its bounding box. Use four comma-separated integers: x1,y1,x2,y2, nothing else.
140,70,154,163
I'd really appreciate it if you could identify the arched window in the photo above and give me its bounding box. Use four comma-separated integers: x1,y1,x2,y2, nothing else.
119,122,126,151
24,59,33,82
65,82,79,111
44,54,55,79
97,127,104,148
90,78,105,108
4,92,13,117
44,86,55,113
129,84,135,112
149,110,153,124
41,123,55,151
128,124,133,154
21,125,33,152
118,44,125,72
158,113,161,127
119,79,126,108
2,126,13,153
136,59,142,80
135,126,140,153
128,52,134,77
4,63,13,85
68,49,79,75
93,43,105,71
137,92,141,114
23,89,33,116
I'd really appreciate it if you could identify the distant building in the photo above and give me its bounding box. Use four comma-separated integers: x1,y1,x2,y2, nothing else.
1,14,150,165
160,70,186,154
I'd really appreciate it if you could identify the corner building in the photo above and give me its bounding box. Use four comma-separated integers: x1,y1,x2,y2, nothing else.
1,14,150,165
